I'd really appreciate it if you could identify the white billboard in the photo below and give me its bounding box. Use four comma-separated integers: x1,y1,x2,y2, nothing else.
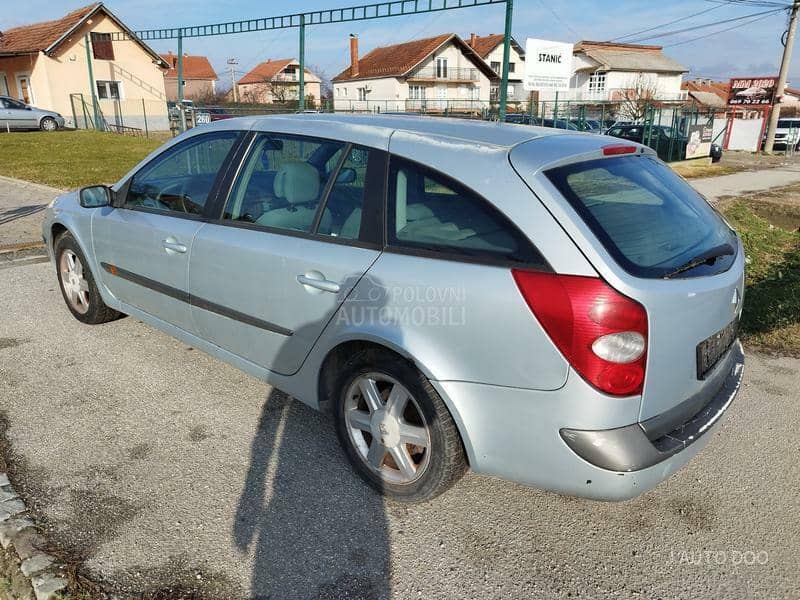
524,38,573,91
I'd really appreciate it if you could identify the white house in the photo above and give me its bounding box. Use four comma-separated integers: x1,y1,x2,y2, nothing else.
551,41,687,104
466,33,526,105
332,33,497,113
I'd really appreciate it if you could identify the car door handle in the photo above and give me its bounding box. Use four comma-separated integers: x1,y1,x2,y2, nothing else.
162,238,187,254
297,272,341,294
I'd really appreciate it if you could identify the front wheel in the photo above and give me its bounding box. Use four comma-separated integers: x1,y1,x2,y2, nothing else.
333,348,467,502
55,232,120,324
40,117,58,132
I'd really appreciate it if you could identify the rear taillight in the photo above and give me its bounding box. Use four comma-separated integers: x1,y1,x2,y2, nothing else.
512,270,648,396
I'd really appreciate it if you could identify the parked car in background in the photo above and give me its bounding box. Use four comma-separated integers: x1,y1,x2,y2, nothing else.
606,124,723,162
765,117,800,150
43,115,744,503
570,119,603,134
0,96,65,131
504,112,531,125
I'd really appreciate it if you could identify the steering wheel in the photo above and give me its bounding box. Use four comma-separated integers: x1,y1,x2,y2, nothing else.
156,180,194,214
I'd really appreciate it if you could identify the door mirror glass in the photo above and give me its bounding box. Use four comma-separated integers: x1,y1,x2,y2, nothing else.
79,185,112,208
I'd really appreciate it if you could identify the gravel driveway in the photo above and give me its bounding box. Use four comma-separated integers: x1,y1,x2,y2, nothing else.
0,262,798,599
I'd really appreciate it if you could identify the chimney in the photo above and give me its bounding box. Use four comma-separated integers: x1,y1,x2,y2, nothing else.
172,54,177,69
469,33,477,48
349,34,359,77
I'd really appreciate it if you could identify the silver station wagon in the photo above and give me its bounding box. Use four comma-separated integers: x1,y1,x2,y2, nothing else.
43,115,745,503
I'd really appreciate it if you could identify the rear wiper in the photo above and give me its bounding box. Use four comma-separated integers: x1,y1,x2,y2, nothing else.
662,243,735,279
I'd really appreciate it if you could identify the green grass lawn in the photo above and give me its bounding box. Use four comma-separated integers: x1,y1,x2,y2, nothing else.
721,198,800,356
0,130,172,189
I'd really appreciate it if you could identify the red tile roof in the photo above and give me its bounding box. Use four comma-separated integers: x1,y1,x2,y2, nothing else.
681,79,730,100
0,3,99,54
238,59,297,85
333,33,454,81
575,40,664,53
468,34,504,58
160,53,217,81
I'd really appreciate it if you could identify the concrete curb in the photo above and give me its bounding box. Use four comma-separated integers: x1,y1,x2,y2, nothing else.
0,473,68,600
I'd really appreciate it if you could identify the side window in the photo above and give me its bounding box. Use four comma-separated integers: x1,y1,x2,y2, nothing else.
222,133,345,233
126,132,240,215
387,157,541,264
317,146,371,240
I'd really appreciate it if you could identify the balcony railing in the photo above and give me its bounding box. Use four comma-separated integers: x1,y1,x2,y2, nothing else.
407,67,479,82
273,72,299,83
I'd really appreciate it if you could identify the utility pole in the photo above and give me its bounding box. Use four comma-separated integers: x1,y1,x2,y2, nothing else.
764,0,800,153
227,58,239,103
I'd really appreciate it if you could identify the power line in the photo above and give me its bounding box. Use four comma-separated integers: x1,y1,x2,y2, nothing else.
665,10,780,47
624,7,785,43
536,0,580,39
705,0,790,7
610,4,724,42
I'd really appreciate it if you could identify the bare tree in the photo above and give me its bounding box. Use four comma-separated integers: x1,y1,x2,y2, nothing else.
306,63,332,101
616,73,660,121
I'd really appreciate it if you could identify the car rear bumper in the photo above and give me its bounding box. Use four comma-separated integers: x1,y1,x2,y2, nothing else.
431,341,743,501
560,341,743,472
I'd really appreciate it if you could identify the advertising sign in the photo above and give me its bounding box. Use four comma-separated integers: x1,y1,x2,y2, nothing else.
524,39,573,91
727,77,777,106
686,124,713,159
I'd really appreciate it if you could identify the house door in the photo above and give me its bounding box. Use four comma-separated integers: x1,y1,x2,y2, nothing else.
437,85,447,111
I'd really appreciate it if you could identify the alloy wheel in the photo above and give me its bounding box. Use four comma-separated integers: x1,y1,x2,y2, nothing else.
344,373,432,485
59,249,90,314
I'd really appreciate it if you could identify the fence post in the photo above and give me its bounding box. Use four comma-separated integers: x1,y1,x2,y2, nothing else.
498,0,513,121
299,14,306,111
142,98,149,137
84,34,101,130
177,30,186,132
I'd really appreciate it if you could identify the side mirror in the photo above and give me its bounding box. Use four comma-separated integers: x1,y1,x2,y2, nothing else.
79,185,112,208
336,167,357,185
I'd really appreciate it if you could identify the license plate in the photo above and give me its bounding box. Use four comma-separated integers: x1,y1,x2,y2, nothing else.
696,318,739,379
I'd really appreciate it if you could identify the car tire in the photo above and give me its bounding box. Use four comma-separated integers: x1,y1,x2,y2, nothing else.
40,117,58,132
333,347,467,503
54,232,121,324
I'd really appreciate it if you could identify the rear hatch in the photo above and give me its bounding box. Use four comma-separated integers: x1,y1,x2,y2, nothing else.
510,136,745,422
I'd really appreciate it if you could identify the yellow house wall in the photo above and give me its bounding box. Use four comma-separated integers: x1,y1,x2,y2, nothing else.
4,12,170,130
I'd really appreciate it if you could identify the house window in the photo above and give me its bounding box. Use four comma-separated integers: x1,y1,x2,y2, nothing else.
589,72,607,95
508,62,515,73
90,32,115,61
491,61,501,73
409,85,426,100
96,80,121,100
436,58,448,79
0,73,8,96
358,87,367,101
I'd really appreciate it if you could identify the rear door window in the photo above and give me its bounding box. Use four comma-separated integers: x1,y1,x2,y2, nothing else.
545,155,736,278
387,157,545,266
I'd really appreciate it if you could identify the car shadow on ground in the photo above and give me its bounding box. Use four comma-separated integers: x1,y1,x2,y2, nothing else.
233,273,394,600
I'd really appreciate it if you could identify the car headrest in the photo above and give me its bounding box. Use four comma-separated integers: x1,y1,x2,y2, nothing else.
273,161,320,205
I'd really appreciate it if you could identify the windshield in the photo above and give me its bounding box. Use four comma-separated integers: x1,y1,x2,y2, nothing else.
545,155,737,279
777,119,800,129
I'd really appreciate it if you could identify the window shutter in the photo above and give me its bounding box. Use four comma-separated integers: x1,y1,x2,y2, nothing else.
91,33,115,61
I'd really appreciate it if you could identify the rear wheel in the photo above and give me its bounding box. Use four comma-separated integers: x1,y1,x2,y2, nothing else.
40,117,57,132
333,348,467,502
55,232,120,324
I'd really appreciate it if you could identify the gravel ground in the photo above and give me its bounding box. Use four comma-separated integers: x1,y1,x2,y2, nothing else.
0,176,61,246
0,262,798,599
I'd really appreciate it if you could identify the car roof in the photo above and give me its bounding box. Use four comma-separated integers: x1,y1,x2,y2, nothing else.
239,113,568,149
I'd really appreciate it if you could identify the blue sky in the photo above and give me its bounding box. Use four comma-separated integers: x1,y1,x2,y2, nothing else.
2,0,796,86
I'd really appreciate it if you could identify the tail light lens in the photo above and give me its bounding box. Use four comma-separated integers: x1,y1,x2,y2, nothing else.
512,270,648,396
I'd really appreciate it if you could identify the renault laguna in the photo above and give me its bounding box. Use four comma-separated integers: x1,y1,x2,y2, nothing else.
43,115,744,502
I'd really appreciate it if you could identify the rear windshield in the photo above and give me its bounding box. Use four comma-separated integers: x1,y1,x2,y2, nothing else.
545,155,737,279
777,119,800,129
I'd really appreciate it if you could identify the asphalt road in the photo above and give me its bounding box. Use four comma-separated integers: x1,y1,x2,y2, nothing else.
0,261,798,599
